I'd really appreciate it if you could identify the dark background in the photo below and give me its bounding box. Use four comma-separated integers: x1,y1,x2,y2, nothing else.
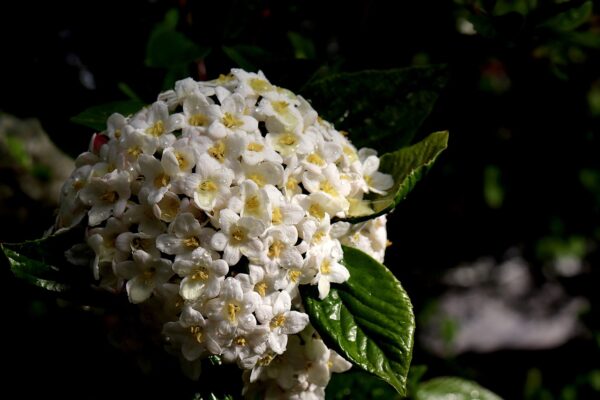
1,0,599,398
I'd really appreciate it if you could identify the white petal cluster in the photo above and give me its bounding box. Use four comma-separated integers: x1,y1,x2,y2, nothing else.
54,69,392,398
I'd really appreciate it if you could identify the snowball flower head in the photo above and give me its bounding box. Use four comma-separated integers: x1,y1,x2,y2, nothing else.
54,69,392,399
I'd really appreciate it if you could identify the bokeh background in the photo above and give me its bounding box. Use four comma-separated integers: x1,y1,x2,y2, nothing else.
1,0,599,398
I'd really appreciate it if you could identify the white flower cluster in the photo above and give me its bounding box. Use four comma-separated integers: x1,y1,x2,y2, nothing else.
54,69,392,398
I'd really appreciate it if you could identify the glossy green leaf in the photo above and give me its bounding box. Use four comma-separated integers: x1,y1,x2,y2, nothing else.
326,370,401,400
301,66,448,152
0,227,114,305
71,100,146,131
344,130,448,223
302,245,415,396
415,377,503,400
539,1,592,32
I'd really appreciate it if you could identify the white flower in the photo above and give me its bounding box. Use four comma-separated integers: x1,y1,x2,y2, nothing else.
359,149,393,194
207,92,258,138
306,241,349,299
210,209,265,266
163,304,221,360
256,291,309,354
114,249,173,303
205,277,261,330
79,169,130,226
173,248,228,301
156,212,214,258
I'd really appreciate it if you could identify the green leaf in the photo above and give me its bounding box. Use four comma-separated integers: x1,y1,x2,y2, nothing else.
287,31,316,59
146,9,210,68
302,245,415,396
415,377,502,400
344,130,448,223
71,100,146,131
326,370,401,400
301,66,448,152
539,1,593,32
1,227,116,306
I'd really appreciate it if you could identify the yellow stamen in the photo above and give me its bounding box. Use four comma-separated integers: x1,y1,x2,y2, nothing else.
278,133,297,146
250,78,272,93
270,314,286,329
191,266,209,281
245,195,260,213
272,101,289,114
248,174,266,187
234,336,247,346
153,173,170,188
272,207,283,224
157,195,179,221
307,153,325,166
247,142,264,152
255,282,267,297
268,240,285,259
222,112,242,129
286,177,298,191
146,120,165,137
208,141,226,163
190,326,203,343
188,113,208,126
227,303,240,323
231,227,245,242
309,203,325,220
320,181,338,196
258,353,275,366
114,129,122,139
199,180,217,192
100,191,117,203
288,270,301,283
175,152,188,170
183,236,200,249
321,259,331,274
312,231,326,244
127,146,142,157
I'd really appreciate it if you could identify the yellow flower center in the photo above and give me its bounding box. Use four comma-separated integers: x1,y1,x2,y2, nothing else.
255,282,267,297
175,152,188,170
312,231,326,244
278,133,297,146
222,112,242,129
286,177,298,191
183,236,200,249
208,141,226,163
227,303,240,323
307,153,325,166
153,173,170,188
288,269,301,283
234,336,247,346
127,146,142,158
245,195,260,213
157,195,179,221
247,142,264,152
248,173,266,187
199,180,217,192
190,326,203,343
100,191,117,203
250,78,272,93
321,259,331,274
272,101,289,114
268,240,285,259
320,181,338,196
231,227,246,242
191,266,209,281
309,203,325,220
270,314,287,329
272,207,283,224
146,120,165,137
188,113,208,127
